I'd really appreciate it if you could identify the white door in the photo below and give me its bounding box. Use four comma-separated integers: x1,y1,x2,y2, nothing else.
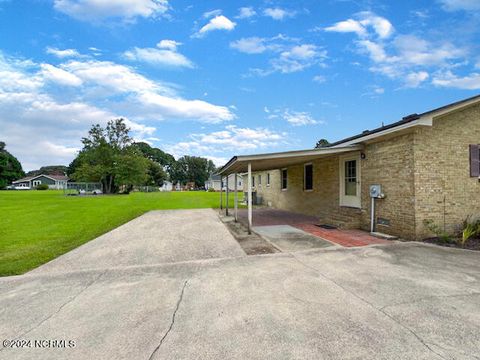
339,154,361,208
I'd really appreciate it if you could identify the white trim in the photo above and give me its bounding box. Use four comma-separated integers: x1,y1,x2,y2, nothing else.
30,174,68,182
219,145,363,175
339,153,361,208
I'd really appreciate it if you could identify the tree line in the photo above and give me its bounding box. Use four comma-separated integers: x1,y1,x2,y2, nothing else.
1,119,331,192
67,119,217,193
0,142,25,189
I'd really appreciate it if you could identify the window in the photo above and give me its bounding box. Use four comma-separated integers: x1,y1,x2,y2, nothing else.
267,173,270,186
304,164,313,191
33,180,41,187
258,174,262,185
470,144,480,177
281,169,288,190
252,175,255,187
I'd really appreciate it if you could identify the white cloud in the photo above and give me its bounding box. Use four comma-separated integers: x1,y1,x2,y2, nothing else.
40,64,83,86
0,52,235,170
325,12,393,39
202,9,222,19
313,75,326,83
167,125,287,161
439,0,480,11
432,71,480,89
46,47,81,58
404,71,429,87
230,37,267,54
358,12,394,39
231,36,327,75
236,7,256,19
394,35,465,66
53,0,169,22
325,19,367,37
358,40,389,62
193,15,236,38
282,110,323,126
157,39,180,50
263,7,295,20
63,60,164,94
137,92,234,123
272,44,327,74
124,41,194,68
327,12,469,88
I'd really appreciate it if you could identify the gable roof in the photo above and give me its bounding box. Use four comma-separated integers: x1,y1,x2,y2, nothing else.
328,94,480,148
12,174,69,183
12,176,35,183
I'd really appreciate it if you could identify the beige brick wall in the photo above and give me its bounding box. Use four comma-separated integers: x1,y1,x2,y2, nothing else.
249,155,363,229
360,133,416,239
243,103,480,240
413,103,480,239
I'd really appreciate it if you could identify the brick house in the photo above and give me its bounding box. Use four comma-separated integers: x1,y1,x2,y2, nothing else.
218,95,480,240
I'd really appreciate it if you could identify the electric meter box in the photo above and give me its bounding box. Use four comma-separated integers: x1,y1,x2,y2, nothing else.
369,185,382,198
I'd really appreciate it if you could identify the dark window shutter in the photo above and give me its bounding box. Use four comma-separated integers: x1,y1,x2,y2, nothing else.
470,144,480,177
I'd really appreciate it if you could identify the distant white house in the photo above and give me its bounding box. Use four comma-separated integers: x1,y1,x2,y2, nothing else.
160,181,173,192
12,174,69,190
205,174,243,191
205,174,222,191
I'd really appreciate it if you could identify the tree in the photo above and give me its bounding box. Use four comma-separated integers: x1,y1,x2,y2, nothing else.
315,139,330,148
134,142,175,170
71,119,149,194
26,165,68,177
146,161,167,186
170,156,214,188
0,142,25,189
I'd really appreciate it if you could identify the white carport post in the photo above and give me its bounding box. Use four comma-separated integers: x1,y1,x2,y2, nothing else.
219,177,223,212
247,162,252,234
234,173,238,222
225,175,229,216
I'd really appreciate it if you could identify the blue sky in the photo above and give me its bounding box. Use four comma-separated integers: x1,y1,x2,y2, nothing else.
1,0,480,170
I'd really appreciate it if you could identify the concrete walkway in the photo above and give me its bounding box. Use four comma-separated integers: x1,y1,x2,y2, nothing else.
1,210,480,359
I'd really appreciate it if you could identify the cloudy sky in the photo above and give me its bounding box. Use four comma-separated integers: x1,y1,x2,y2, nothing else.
1,0,480,170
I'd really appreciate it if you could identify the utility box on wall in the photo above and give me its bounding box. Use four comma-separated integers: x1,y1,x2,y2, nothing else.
369,185,382,198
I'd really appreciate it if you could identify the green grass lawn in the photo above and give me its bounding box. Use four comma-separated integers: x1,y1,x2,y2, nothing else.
0,190,242,276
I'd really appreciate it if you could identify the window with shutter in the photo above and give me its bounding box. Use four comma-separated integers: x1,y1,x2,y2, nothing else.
470,144,480,177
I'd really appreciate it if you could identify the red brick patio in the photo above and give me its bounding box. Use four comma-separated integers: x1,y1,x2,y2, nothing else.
236,208,391,248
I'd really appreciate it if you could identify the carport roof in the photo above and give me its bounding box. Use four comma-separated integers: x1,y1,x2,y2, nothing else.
218,145,362,175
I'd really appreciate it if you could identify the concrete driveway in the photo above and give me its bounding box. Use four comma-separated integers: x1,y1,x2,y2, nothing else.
30,209,245,274
1,210,480,359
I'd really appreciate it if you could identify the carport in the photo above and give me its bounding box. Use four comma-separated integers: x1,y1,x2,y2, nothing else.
217,145,362,234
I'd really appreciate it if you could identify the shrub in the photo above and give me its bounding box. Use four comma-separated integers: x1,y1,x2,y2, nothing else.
423,219,453,243
460,215,480,246
207,187,215,192
35,184,49,190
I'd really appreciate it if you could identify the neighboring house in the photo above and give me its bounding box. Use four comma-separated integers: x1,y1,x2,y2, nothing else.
205,174,243,191
219,95,480,240
205,175,222,191
12,174,69,190
160,181,173,192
